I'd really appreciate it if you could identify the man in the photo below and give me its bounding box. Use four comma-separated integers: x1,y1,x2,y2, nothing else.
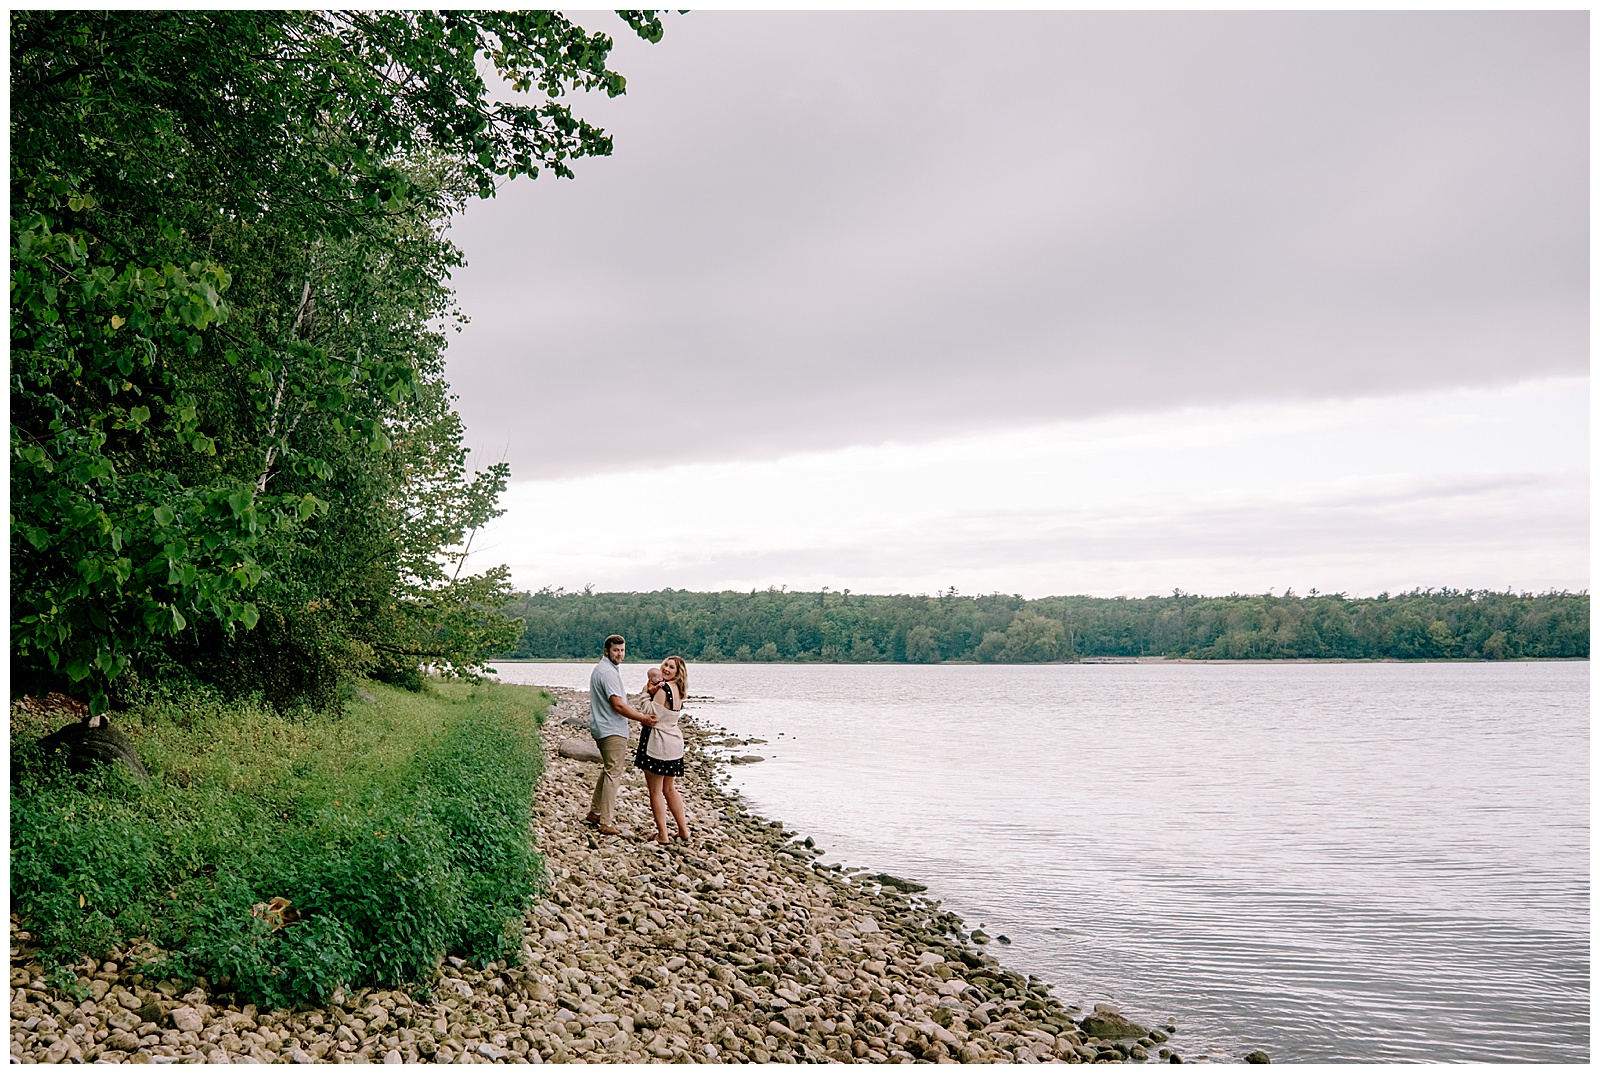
585,634,656,835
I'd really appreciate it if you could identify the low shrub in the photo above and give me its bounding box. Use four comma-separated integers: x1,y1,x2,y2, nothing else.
10,679,548,1009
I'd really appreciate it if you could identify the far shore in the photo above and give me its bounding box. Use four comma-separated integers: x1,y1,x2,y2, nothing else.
490,655,1586,666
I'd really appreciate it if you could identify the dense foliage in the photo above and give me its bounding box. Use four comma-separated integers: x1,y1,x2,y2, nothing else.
501,587,1590,662
11,682,548,1009
11,11,664,711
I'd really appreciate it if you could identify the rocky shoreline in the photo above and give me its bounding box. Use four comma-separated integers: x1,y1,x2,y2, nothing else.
9,683,1237,1064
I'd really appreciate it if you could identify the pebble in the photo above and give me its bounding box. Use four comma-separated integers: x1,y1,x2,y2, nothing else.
9,682,1184,1065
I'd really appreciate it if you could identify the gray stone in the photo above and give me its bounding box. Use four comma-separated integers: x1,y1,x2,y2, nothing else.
558,737,602,762
1244,1050,1271,1063
870,874,928,893
1079,1009,1147,1040
105,1030,143,1052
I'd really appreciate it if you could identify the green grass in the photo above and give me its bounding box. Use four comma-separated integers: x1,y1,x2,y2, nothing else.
10,679,549,1009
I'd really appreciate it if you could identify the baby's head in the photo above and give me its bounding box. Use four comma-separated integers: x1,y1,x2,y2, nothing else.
646,667,664,686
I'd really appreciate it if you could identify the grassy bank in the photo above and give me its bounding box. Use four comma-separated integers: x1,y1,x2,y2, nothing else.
10,680,549,1010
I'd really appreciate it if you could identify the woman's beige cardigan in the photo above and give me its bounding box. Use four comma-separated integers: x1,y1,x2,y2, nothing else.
634,690,685,763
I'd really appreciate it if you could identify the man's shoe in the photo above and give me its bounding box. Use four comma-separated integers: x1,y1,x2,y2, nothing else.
584,812,601,828
595,824,620,836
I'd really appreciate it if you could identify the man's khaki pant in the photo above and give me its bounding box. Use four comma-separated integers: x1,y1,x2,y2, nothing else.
588,735,630,826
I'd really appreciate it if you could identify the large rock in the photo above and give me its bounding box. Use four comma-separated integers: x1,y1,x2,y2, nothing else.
1079,1005,1147,1040
37,714,149,781
871,874,927,893
558,737,602,762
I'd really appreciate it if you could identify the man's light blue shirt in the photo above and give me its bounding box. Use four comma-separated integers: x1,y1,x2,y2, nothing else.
589,657,628,739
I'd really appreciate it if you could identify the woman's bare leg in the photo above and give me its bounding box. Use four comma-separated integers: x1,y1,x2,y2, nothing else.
644,772,669,842
663,776,690,840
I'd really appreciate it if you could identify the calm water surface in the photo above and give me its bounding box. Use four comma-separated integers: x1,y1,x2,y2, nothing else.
492,660,1589,1063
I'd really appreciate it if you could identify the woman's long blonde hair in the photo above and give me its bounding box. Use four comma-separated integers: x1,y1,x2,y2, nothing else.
663,655,689,701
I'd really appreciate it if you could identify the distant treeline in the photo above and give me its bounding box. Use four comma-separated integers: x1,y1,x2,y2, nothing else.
498,587,1589,663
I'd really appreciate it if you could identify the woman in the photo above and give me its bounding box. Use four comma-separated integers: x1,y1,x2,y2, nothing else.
634,655,691,846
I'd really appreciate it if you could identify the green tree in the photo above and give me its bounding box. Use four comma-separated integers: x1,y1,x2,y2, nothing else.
1425,618,1462,658
999,611,1065,662
974,631,1008,663
903,624,942,664
11,11,666,710
850,636,882,662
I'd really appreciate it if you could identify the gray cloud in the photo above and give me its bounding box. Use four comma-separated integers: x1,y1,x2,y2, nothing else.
493,470,1586,598
444,12,1588,479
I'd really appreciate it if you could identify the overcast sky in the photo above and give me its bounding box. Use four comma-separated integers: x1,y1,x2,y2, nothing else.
446,11,1588,598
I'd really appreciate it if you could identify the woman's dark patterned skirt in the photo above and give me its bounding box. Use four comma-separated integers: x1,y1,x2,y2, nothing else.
634,727,685,777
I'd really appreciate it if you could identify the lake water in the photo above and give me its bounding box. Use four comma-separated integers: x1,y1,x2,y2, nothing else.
490,660,1589,1063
